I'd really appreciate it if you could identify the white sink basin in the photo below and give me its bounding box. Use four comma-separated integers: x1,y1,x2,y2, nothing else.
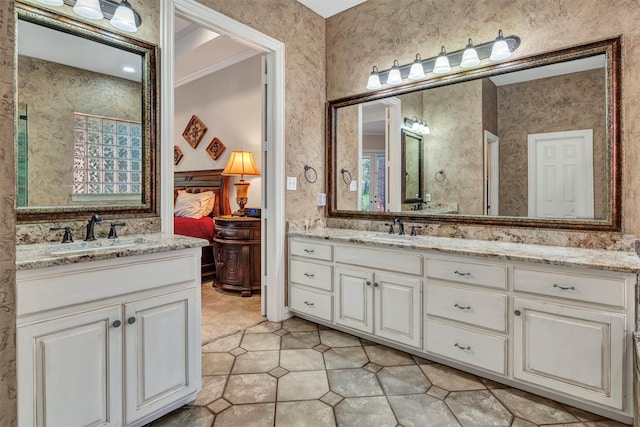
49,240,137,256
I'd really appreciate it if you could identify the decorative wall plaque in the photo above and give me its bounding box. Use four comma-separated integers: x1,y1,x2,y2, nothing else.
206,137,226,161
182,115,207,149
174,145,184,165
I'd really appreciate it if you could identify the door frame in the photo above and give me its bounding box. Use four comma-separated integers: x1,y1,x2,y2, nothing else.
483,130,499,216
161,0,288,321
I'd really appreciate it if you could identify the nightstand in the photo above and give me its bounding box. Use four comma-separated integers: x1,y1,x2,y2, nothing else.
212,216,261,296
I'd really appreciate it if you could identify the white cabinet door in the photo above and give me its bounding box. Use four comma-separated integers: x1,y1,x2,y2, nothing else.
375,273,421,348
17,305,122,427
124,289,199,424
335,267,374,333
513,298,625,410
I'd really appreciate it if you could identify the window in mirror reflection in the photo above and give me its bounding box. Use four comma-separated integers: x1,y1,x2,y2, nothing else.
17,103,29,208
361,153,386,211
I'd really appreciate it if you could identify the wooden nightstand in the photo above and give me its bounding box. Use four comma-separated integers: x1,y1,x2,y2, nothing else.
213,216,261,296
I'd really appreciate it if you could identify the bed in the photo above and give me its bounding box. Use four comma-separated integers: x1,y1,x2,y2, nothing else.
174,169,231,281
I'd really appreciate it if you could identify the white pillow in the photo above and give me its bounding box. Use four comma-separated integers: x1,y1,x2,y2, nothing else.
175,190,215,218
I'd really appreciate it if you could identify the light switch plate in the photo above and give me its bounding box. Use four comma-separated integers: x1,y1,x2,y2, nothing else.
286,176,297,190
317,192,326,206
425,193,431,202
349,180,357,191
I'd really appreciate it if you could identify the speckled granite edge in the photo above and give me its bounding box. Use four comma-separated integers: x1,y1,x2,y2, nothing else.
288,228,640,273
16,233,208,271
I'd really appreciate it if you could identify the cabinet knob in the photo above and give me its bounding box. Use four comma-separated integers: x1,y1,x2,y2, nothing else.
128,317,136,325
373,282,379,288
366,281,371,287
112,320,122,328
514,310,521,316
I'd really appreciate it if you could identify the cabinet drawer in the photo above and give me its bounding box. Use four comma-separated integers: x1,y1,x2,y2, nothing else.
290,240,333,261
290,260,333,291
215,227,251,240
513,267,626,308
335,246,422,276
426,258,506,289
290,286,333,321
426,284,507,332
425,320,506,375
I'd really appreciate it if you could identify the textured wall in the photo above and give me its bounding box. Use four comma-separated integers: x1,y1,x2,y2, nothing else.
0,2,16,426
326,0,640,237
199,0,327,221
18,56,141,207
498,69,606,218
335,105,359,210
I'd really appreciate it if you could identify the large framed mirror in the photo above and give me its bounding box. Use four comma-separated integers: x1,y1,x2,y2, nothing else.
16,2,158,222
327,38,621,231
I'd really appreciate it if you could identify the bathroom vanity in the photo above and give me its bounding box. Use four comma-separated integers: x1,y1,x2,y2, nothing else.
288,229,639,424
16,234,206,427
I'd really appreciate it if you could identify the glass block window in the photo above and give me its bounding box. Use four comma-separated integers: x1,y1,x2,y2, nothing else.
73,113,142,196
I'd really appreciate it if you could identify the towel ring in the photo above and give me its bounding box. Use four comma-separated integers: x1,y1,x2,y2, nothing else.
340,168,352,185
303,164,317,183
435,170,446,182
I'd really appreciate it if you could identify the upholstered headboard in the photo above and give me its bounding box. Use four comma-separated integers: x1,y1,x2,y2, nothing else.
174,169,231,217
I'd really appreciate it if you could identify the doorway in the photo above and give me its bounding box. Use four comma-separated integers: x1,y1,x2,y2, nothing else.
161,0,287,323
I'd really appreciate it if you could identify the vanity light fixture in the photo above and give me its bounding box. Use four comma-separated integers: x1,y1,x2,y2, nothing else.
365,30,520,89
386,60,403,85
460,38,480,67
37,0,142,32
433,46,451,74
408,54,426,80
404,117,430,135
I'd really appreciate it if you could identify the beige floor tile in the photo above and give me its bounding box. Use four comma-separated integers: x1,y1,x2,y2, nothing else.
445,390,513,427
277,370,330,401
282,317,319,332
201,332,242,353
150,406,214,427
334,396,397,427
327,368,384,397
245,321,282,333
232,350,279,374
420,364,485,391
207,398,231,415
364,345,415,366
324,347,369,369
202,352,235,375
320,391,343,407
240,332,281,351
426,385,449,400
281,331,320,349
223,373,277,404
276,401,336,427
194,375,228,406
319,329,362,347
279,349,326,371
492,388,580,425
377,365,431,395
510,417,537,427
388,394,461,427
213,403,275,427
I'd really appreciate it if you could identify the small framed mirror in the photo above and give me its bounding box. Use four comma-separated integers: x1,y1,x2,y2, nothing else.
16,3,158,222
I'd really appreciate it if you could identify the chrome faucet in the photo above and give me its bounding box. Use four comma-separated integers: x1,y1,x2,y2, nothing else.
393,218,405,235
84,213,102,241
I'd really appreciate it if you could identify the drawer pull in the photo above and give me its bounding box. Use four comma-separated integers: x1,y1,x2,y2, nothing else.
304,301,315,307
454,303,471,310
454,270,471,276
303,249,315,254
304,273,315,278
553,283,576,291
454,343,472,351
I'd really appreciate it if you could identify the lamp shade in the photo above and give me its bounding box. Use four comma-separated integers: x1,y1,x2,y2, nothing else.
366,66,382,90
408,54,425,80
73,0,104,19
433,46,451,74
490,30,511,61
111,0,138,32
460,38,480,68
222,150,260,178
386,60,402,85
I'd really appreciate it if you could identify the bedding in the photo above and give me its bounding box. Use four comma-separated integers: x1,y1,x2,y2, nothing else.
174,216,215,243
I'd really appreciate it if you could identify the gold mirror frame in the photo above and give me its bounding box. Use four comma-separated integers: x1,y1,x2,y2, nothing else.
16,2,158,222
327,38,621,231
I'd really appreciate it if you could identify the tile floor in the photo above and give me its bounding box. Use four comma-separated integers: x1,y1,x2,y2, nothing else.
150,316,630,427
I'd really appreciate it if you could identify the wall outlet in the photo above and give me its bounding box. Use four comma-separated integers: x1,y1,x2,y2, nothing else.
286,176,297,191
425,193,431,202
349,180,357,192
317,192,326,206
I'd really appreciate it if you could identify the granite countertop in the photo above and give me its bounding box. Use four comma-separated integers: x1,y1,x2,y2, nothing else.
288,228,640,273
16,233,208,271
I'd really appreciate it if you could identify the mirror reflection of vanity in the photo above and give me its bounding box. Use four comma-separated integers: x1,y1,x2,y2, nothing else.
15,3,158,222
328,38,621,231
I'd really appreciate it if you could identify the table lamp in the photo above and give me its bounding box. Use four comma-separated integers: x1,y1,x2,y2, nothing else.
222,150,260,216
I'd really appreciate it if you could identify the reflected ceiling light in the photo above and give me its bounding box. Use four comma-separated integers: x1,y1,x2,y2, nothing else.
404,117,430,135
490,29,512,61
433,46,451,74
460,38,480,67
364,31,520,90
386,60,403,85
366,66,382,90
110,0,137,32
408,54,426,80
122,65,136,73
36,0,142,32
73,0,104,19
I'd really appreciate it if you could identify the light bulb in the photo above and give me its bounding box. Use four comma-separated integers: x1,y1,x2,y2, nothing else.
366,66,382,90
73,0,104,20
433,46,451,74
460,38,480,68
386,60,402,85
408,54,425,80
490,30,511,61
